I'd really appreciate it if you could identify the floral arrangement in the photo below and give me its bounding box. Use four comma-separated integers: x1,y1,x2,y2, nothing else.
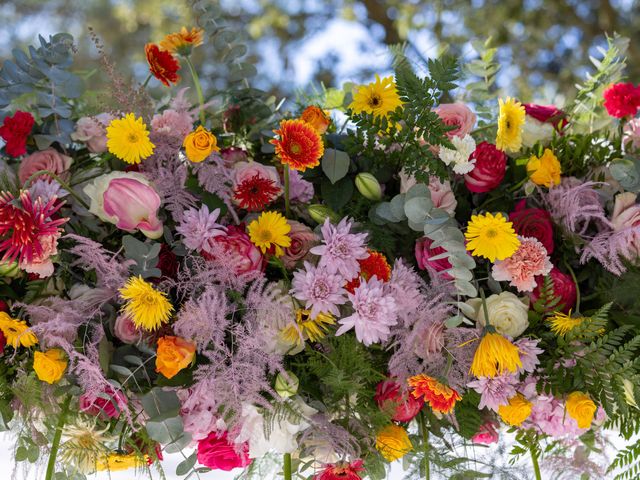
0,6,640,480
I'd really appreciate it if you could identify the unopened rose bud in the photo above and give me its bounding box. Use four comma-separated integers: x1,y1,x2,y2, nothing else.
355,172,382,201
275,371,299,398
308,204,340,224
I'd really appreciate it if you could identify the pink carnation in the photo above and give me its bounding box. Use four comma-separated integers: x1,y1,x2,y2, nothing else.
433,103,476,139
19,232,59,278
492,236,553,292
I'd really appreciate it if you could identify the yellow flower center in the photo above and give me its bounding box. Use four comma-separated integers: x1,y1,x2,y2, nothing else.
127,133,140,143
290,142,302,154
257,229,273,243
485,228,498,238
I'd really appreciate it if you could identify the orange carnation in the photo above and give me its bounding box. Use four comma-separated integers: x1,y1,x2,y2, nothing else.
145,44,180,87
345,250,391,293
271,119,324,172
408,374,461,414
155,336,196,379
300,106,331,134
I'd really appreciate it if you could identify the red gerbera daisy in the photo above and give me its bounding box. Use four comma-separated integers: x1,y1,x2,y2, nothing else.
234,174,281,211
408,374,461,414
145,43,181,87
0,191,67,264
271,119,324,171
314,459,365,480
345,249,391,293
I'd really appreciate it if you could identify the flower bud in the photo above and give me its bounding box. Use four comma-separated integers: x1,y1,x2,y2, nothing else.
307,204,340,224
355,172,382,201
275,371,299,398
0,260,21,278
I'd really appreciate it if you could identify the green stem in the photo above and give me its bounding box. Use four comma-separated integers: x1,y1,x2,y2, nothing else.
283,452,292,480
141,73,152,89
529,444,542,480
418,411,430,480
184,56,206,125
22,169,90,209
563,259,580,313
480,288,491,327
45,395,71,480
283,165,291,218
472,123,497,134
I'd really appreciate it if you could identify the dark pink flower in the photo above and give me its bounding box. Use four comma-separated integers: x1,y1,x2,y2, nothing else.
374,379,423,422
79,387,128,419
523,103,566,130
603,83,640,118
415,236,452,277
204,225,265,275
472,421,499,444
464,142,507,193
0,111,34,157
197,431,252,471
509,200,555,254
530,266,577,313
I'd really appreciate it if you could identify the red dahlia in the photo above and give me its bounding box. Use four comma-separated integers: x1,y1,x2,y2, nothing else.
314,459,365,480
0,111,35,157
145,43,181,87
233,173,281,211
0,191,67,264
345,250,391,293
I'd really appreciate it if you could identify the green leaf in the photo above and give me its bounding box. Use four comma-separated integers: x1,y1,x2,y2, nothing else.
321,148,350,184
176,452,197,476
321,176,353,211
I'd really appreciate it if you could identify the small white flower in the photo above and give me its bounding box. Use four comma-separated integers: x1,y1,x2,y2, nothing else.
439,134,477,174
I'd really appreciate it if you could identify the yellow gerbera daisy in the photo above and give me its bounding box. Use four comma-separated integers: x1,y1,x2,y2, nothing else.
498,393,532,426
548,311,585,336
281,309,335,345
349,75,403,118
160,27,204,56
106,113,155,165
527,148,562,187
470,332,522,378
465,212,521,262
496,97,526,153
0,312,38,348
119,276,173,331
247,211,292,257
96,452,144,472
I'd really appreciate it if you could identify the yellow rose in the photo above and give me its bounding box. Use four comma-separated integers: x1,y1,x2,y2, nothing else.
299,105,331,134
527,148,561,187
183,126,219,163
566,391,597,429
155,335,196,379
498,394,532,426
33,348,67,384
375,424,412,462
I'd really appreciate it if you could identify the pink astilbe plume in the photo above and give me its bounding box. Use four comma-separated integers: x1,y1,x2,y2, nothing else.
544,180,609,236
581,227,640,275
192,155,239,224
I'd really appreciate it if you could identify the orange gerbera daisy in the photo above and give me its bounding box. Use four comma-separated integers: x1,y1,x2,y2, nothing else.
145,44,180,87
271,119,324,172
345,250,391,293
408,374,461,414
160,27,204,56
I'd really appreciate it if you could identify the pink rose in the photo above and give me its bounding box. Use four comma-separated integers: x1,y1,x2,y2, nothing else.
281,221,318,269
374,379,423,423
79,387,128,419
530,266,576,313
464,142,507,193
610,192,640,258
472,421,499,445
220,147,249,168
18,148,72,185
20,233,59,278
205,225,265,275
428,176,457,215
71,113,114,153
415,236,452,278
197,431,252,471
151,109,193,140
624,118,640,152
434,103,476,139
113,314,142,344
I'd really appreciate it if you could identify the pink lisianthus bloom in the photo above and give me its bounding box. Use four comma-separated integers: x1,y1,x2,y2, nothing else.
19,232,60,278
79,387,128,419
197,431,252,471
71,113,114,153
113,314,142,344
374,378,423,422
415,236,452,278
84,172,163,239
472,420,499,445
281,220,318,269
18,148,72,185
204,225,265,275
433,103,476,139
492,236,553,292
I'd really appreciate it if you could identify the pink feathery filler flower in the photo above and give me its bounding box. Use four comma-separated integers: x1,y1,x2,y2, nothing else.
467,374,519,412
176,205,227,252
336,276,398,346
290,261,347,318
492,236,553,292
310,217,368,279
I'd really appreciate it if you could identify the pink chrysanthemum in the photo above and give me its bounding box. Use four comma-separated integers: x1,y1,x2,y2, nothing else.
467,373,519,412
515,337,543,373
310,217,368,279
0,190,67,264
176,205,226,253
491,236,553,292
336,276,398,346
290,261,347,319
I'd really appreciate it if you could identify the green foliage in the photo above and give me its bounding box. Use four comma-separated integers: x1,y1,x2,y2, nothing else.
454,390,483,440
531,274,561,315
594,262,640,327
549,130,620,178
608,437,640,480
464,38,500,124
122,236,161,279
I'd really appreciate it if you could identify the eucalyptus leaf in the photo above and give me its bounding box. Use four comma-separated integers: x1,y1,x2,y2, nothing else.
321,148,350,184
176,452,197,476
404,196,433,223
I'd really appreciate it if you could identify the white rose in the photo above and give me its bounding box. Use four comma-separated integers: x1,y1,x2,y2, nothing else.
521,117,555,148
465,291,529,337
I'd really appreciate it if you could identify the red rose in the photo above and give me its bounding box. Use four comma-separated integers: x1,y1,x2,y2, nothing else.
530,266,576,313
0,111,35,157
415,236,452,278
145,43,181,87
509,200,555,254
523,103,567,130
157,243,179,279
464,142,507,193
197,431,252,471
603,83,640,119
374,379,422,423
79,387,128,419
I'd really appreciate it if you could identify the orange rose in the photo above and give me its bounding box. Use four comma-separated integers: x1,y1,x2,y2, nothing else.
300,106,331,134
155,336,196,379
183,126,220,162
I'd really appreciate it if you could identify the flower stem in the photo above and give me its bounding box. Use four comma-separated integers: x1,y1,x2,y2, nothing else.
529,444,542,480
45,395,71,480
563,259,580,313
283,165,291,218
283,452,292,480
22,169,90,209
184,56,206,125
418,411,430,480
141,73,152,89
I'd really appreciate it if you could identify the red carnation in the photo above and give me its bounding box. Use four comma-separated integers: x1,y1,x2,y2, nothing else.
603,83,640,119
374,379,423,423
509,200,555,254
145,43,181,87
464,142,507,193
529,266,576,313
314,460,365,480
523,103,567,130
0,111,34,157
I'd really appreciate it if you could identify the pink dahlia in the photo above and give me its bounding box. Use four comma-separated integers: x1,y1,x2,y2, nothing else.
176,205,226,252
290,261,347,318
310,217,368,279
467,374,518,412
492,236,553,292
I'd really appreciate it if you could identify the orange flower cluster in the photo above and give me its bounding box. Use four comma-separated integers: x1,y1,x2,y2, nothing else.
408,374,461,414
145,27,204,88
